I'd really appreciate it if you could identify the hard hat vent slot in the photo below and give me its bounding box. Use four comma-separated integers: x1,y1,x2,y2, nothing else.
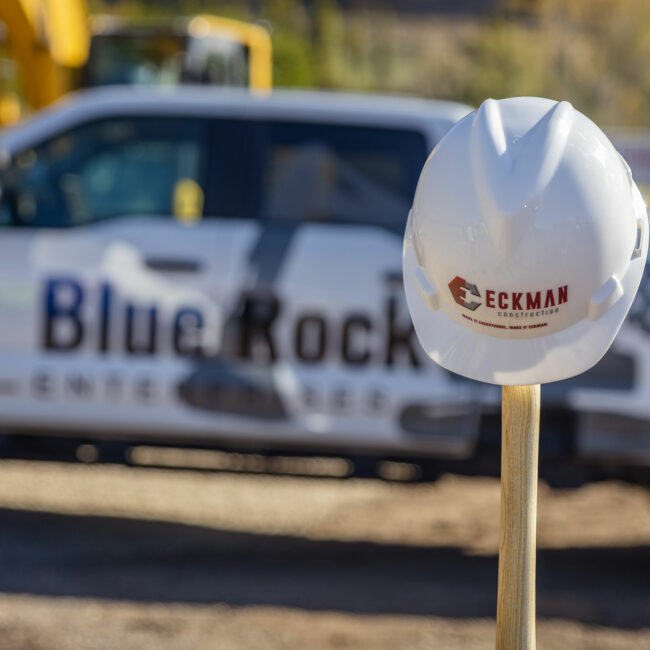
415,266,440,312
588,275,623,320
632,216,644,259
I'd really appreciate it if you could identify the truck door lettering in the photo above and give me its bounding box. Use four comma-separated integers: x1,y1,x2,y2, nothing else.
98,283,111,353
173,308,205,356
32,372,54,398
40,279,423,368
385,296,421,367
44,278,84,350
124,304,158,355
65,374,93,398
238,292,280,361
295,314,327,362
342,315,372,365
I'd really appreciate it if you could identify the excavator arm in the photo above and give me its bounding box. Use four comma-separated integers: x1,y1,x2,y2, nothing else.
0,0,89,110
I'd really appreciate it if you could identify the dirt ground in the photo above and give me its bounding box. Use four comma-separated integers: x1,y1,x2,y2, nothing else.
0,459,648,649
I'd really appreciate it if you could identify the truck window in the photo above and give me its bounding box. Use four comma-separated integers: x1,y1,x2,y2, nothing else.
5,117,209,227
257,121,427,231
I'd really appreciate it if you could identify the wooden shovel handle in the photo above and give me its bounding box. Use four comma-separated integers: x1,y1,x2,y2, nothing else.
496,384,541,650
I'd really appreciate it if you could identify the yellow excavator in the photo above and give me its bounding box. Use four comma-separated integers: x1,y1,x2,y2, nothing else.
0,0,272,126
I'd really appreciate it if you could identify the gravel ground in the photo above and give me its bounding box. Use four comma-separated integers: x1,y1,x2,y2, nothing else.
1,596,648,650
0,459,648,649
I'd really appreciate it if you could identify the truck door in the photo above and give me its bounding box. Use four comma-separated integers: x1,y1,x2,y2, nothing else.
0,114,245,437
196,118,483,458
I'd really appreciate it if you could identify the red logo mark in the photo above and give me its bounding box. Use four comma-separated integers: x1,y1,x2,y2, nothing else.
448,276,482,311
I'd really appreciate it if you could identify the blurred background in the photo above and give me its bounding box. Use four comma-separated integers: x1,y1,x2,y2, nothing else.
0,1,648,649
6,0,650,125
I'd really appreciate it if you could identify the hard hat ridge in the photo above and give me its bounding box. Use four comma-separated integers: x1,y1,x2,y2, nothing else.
471,98,575,256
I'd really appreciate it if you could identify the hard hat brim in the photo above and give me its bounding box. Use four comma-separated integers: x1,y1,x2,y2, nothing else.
403,207,649,386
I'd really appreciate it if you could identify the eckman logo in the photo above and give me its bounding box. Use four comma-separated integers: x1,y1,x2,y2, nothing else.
448,275,569,314
448,276,482,311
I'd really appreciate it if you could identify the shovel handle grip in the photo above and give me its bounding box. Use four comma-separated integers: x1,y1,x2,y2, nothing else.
496,384,540,650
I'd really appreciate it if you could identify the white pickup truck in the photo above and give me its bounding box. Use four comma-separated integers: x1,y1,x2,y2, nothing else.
0,87,646,482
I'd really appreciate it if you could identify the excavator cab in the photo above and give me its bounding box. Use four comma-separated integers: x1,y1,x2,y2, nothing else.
85,15,271,92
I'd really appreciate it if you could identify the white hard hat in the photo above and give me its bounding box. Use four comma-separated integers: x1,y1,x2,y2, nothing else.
403,97,649,385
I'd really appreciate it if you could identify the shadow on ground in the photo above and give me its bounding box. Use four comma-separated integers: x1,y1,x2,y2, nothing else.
0,508,647,628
